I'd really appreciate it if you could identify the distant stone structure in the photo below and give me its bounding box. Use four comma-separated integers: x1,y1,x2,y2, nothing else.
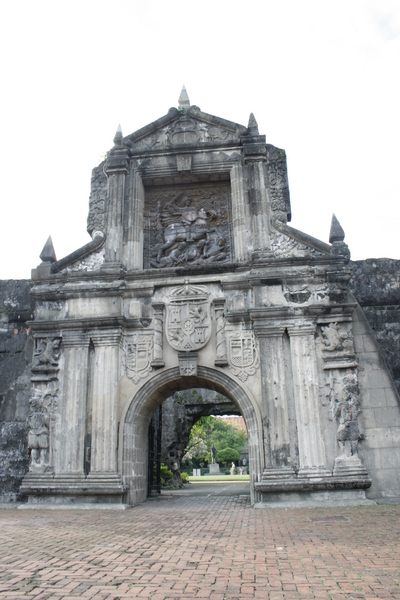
1,88,400,506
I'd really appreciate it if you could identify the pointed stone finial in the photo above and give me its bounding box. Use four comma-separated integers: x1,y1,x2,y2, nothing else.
40,236,57,263
178,85,190,107
329,214,345,244
113,123,123,145
248,113,259,135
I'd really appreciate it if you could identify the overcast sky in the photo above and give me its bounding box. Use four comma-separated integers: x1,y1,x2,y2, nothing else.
1,0,399,279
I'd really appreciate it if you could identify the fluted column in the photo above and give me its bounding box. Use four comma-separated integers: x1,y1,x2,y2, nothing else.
288,324,330,477
88,328,121,476
255,325,296,476
104,131,129,265
214,299,228,367
57,331,89,476
245,157,270,252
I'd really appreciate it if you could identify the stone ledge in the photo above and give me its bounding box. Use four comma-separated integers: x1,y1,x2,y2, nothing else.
255,475,371,495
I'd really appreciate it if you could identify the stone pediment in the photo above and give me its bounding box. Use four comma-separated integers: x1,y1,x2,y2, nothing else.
123,106,248,153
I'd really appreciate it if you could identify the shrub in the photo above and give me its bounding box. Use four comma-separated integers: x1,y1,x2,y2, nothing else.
160,463,173,486
181,472,190,484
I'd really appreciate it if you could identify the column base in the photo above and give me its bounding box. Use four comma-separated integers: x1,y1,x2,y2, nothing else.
255,470,372,508
261,467,296,480
333,455,369,478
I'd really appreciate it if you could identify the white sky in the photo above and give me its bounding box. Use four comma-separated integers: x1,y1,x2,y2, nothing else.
1,0,399,279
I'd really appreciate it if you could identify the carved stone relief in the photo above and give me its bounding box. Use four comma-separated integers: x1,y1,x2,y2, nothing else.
31,336,61,381
28,381,59,471
123,332,153,384
144,182,232,269
134,117,235,151
319,322,358,370
227,324,259,382
268,157,290,218
325,370,364,462
270,232,321,258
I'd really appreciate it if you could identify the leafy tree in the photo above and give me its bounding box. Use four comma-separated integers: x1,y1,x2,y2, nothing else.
182,416,247,467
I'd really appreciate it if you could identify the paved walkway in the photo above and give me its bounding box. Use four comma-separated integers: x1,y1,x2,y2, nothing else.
1,487,399,599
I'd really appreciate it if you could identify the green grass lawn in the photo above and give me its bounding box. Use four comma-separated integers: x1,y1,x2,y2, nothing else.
188,474,250,482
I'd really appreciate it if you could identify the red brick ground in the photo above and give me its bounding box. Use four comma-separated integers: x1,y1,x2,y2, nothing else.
0,495,399,599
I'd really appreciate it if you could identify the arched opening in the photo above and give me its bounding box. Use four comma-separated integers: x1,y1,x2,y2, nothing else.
120,367,263,506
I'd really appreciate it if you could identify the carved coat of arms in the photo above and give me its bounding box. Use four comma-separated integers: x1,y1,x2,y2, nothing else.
124,333,153,383
166,282,211,352
227,329,259,382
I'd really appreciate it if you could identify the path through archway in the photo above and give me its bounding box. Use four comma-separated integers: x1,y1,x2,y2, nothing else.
121,367,263,506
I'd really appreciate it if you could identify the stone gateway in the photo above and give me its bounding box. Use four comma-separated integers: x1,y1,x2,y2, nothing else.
19,89,400,507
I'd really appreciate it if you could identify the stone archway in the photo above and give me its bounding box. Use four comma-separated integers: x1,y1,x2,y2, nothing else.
120,367,263,506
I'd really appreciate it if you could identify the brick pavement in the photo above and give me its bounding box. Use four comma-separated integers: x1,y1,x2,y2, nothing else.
0,494,399,599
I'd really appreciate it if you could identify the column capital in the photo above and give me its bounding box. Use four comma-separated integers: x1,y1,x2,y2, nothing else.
90,327,122,347
151,302,165,315
213,298,226,310
62,330,90,348
253,324,286,338
287,322,317,337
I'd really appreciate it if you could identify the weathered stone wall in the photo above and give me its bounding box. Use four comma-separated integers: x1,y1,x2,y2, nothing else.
0,258,399,502
349,259,400,396
0,280,34,502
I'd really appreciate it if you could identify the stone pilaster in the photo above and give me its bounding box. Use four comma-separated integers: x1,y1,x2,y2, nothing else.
255,325,296,477
245,157,270,253
288,324,330,478
88,328,121,477
213,299,228,367
104,133,129,266
57,331,90,477
151,303,165,368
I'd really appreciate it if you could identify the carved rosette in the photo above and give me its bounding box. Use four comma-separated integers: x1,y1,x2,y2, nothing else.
227,325,259,382
123,332,153,384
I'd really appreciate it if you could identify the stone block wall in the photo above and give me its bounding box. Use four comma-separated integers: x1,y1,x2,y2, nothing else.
349,259,400,396
0,280,34,502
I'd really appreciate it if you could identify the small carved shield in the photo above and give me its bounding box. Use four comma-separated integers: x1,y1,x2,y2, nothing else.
227,330,259,382
124,333,153,383
167,299,211,351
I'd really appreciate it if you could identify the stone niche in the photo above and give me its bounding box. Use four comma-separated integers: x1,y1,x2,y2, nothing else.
143,177,233,270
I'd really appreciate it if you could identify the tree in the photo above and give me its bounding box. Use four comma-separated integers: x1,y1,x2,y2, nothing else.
182,416,247,468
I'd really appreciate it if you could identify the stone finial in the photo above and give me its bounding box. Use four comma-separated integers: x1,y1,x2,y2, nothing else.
39,236,57,263
178,85,190,107
329,214,345,244
248,113,259,135
113,124,123,145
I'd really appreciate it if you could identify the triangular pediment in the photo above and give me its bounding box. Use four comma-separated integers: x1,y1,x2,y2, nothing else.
123,106,248,152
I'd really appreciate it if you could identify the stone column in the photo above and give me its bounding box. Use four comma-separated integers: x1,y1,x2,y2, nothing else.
245,157,270,252
288,324,330,478
57,331,89,478
123,169,145,270
151,303,165,368
255,325,296,477
88,328,121,478
104,130,129,266
213,299,228,367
